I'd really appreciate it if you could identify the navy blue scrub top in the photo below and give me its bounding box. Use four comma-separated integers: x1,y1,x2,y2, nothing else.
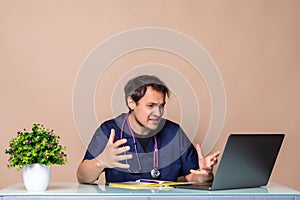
83,113,199,183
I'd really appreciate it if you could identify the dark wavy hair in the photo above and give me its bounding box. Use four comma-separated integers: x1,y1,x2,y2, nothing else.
124,75,170,110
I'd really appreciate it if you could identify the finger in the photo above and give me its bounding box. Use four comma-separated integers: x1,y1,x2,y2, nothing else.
209,157,218,166
113,162,131,169
114,154,133,161
113,138,128,148
204,151,220,163
208,150,220,159
108,129,116,144
114,146,131,155
190,169,210,176
196,144,204,159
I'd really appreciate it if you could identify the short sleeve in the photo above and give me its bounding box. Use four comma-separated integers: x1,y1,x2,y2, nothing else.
83,125,110,160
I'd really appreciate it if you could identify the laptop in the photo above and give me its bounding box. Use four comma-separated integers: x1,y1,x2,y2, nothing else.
176,134,285,190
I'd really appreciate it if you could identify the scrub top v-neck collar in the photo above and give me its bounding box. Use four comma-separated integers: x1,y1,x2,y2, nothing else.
120,114,156,154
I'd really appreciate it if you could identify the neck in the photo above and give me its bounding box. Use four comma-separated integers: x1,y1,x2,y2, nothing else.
127,113,150,136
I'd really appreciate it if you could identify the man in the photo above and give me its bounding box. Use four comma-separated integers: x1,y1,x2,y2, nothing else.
77,75,219,184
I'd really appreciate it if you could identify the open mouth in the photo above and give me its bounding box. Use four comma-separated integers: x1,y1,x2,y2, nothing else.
149,118,160,124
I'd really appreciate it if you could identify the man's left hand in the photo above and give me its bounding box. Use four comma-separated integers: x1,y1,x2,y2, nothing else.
188,144,220,183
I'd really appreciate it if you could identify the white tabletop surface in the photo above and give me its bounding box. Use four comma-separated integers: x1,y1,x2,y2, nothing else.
0,182,299,197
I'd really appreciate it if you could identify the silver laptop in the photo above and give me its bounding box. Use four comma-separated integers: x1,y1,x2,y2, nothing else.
176,134,284,190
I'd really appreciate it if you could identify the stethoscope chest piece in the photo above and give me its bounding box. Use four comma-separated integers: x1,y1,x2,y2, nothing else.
151,168,160,178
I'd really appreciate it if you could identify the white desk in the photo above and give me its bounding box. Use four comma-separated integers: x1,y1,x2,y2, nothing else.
0,182,299,200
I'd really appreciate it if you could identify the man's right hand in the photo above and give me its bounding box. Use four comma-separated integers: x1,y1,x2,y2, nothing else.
97,129,133,169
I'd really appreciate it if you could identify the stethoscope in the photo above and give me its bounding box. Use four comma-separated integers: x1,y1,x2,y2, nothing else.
120,113,160,179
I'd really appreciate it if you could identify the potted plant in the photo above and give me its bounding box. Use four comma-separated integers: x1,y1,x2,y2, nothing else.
5,123,67,191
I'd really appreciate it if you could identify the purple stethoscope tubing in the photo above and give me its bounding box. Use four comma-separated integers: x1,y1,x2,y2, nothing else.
120,113,160,178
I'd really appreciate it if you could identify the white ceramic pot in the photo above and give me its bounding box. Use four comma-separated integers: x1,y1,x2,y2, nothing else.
22,163,51,191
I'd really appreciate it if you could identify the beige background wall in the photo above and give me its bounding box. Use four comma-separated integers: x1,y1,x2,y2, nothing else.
1,0,299,190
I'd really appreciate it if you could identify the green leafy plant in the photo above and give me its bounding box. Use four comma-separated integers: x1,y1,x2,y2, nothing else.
5,123,67,169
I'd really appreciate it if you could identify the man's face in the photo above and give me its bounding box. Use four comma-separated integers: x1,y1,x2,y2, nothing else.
129,86,166,133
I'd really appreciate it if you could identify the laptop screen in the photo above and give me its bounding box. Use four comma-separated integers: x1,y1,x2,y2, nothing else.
211,134,284,190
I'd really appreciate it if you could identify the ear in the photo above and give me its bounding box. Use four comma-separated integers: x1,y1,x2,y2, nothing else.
127,96,136,111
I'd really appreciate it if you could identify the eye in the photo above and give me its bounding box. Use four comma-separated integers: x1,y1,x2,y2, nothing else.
159,104,165,111
148,104,155,108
